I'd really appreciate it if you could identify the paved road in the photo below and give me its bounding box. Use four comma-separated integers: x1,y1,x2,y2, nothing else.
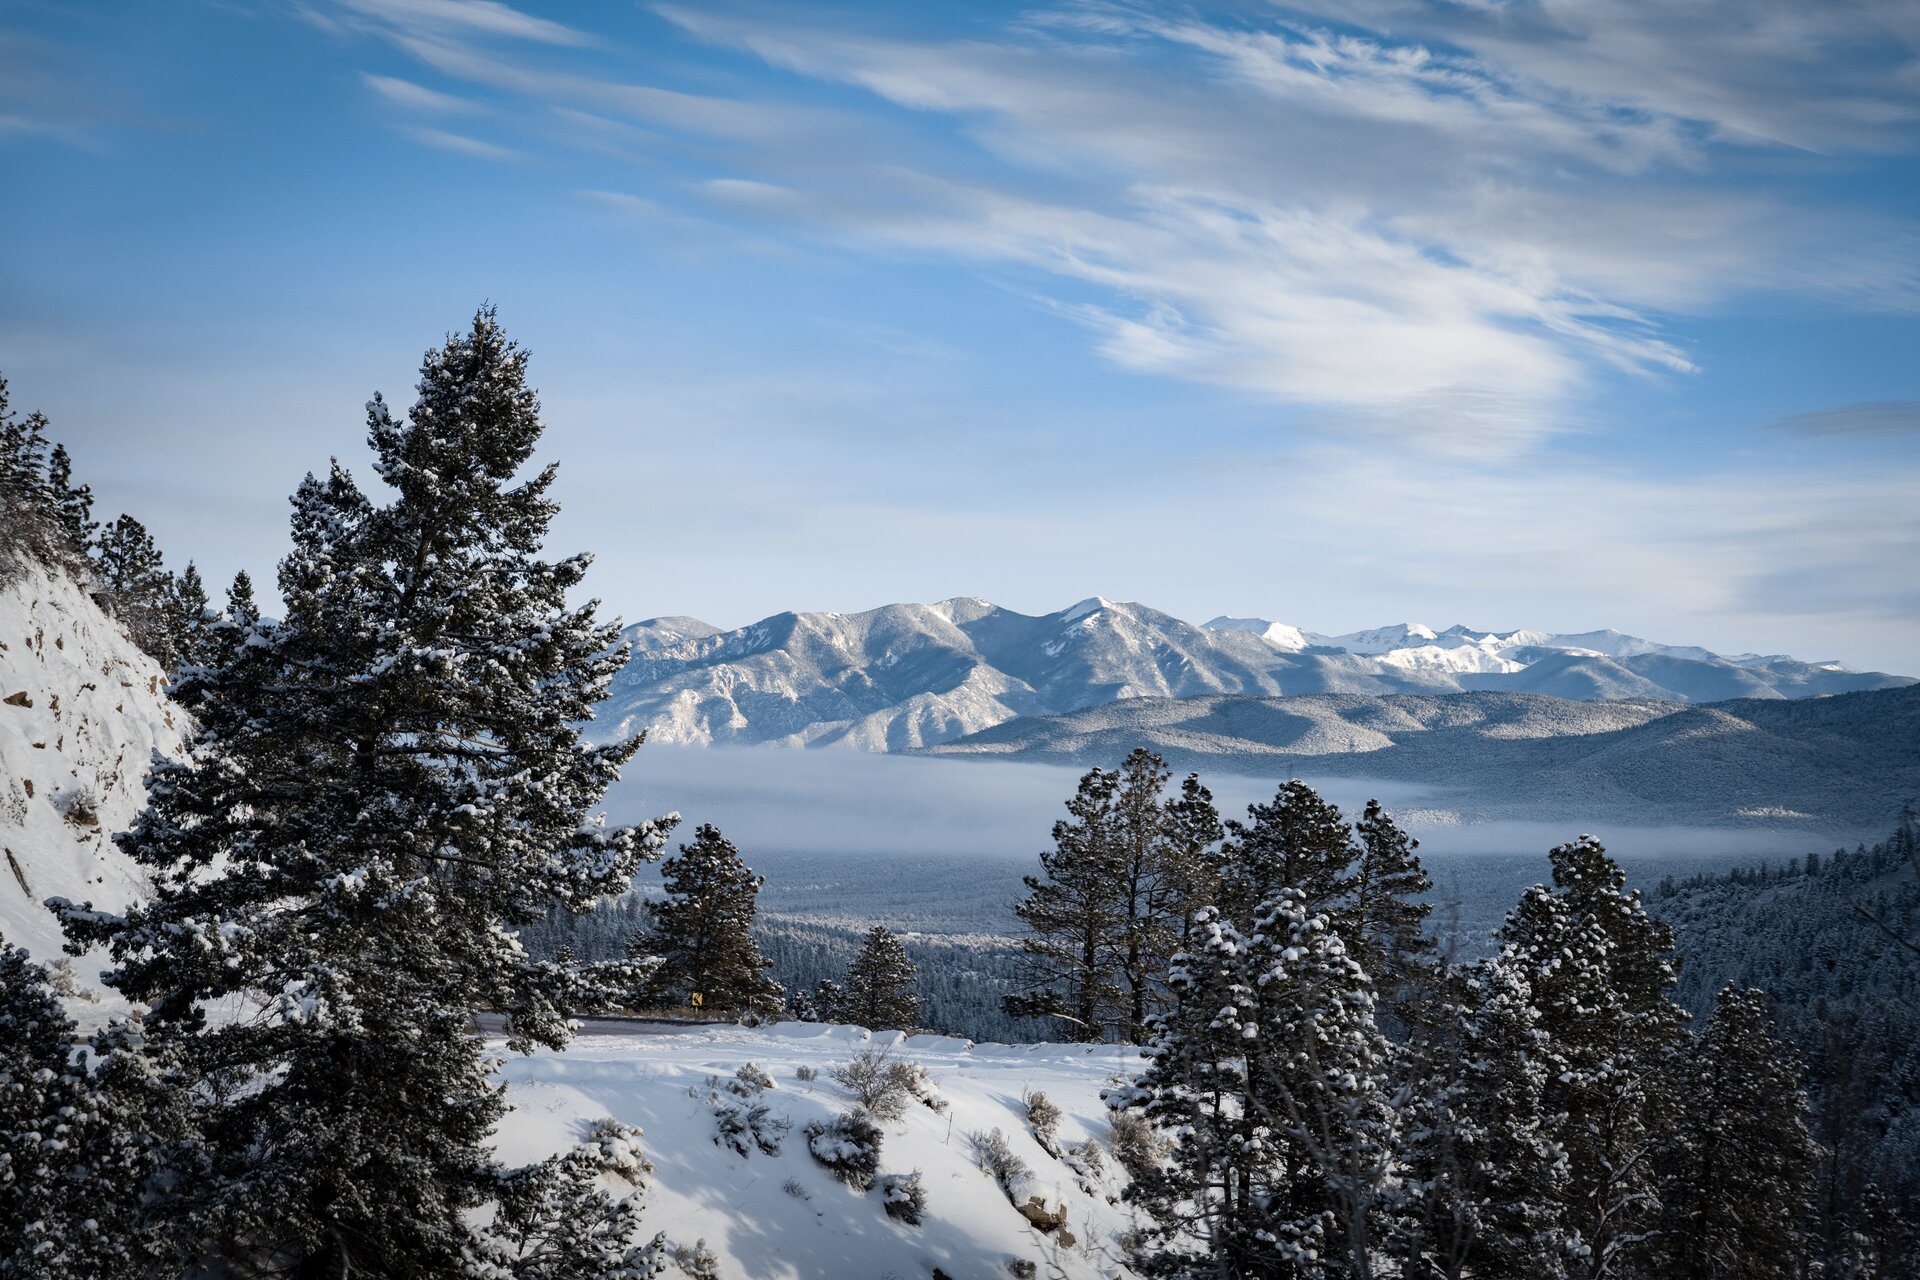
471,1012,732,1039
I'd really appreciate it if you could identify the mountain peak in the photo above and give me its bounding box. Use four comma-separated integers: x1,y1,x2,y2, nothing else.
1059,596,1113,623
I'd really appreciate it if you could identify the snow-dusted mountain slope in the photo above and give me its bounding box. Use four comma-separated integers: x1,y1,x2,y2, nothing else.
494,1021,1140,1280
596,597,1912,750
919,684,1920,830
0,559,183,983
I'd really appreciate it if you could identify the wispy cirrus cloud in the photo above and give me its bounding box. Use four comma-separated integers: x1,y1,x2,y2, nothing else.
399,124,518,160
313,0,1920,454
1770,401,1920,439
325,0,589,48
1276,0,1920,153
361,72,476,113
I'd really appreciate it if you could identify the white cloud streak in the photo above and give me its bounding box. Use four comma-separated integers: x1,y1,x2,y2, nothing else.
309,0,1920,450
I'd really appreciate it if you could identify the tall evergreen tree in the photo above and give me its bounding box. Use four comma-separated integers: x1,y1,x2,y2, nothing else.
0,377,64,568
1352,799,1435,994
1496,836,1690,1279
169,560,214,669
1396,957,1575,1279
1004,764,1124,1041
92,512,177,663
1114,906,1261,1275
837,926,920,1031
1219,779,1358,930
1163,770,1227,944
1657,984,1818,1279
55,309,674,1276
46,442,95,558
1007,753,1223,1043
226,568,258,626
1117,891,1397,1279
635,823,783,1016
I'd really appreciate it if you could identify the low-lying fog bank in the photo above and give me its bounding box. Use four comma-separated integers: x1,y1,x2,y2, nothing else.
604,745,1861,866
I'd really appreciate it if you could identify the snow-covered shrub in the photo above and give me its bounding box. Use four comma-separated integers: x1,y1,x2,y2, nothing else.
1065,1137,1105,1179
713,1097,788,1158
781,1177,811,1201
1106,1108,1169,1182
903,1059,949,1114
880,1171,927,1226
670,1238,720,1280
1022,1088,1062,1157
1007,1260,1037,1279
969,1127,1031,1202
794,1064,818,1082
831,1046,924,1123
731,1061,775,1096
805,1111,883,1190
53,781,100,828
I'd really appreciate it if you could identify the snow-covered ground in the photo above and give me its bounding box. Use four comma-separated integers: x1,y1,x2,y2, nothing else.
0,560,183,998
491,1021,1144,1280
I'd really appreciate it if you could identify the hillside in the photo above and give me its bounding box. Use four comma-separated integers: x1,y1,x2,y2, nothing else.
493,1021,1140,1280
1649,829,1920,1226
596,597,1911,750
920,685,1920,830
0,557,184,990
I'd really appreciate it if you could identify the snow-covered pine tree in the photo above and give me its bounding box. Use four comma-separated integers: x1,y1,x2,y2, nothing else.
1496,836,1690,1279
55,308,675,1276
225,568,258,626
1116,892,1398,1279
1005,764,1125,1040
1239,889,1399,1279
169,560,214,671
0,377,87,572
636,823,783,1017
1108,750,1225,1043
1219,779,1359,932
838,926,920,1031
1351,799,1435,997
1113,906,1262,1277
91,512,177,664
1009,753,1224,1044
1655,983,1818,1279
1396,956,1575,1279
0,942,195,1279
46,441,95,555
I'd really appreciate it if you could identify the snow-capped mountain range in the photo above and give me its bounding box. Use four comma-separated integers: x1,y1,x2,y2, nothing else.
598,597,1913,750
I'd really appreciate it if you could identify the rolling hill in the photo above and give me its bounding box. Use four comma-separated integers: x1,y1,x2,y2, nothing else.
918,684,1920,830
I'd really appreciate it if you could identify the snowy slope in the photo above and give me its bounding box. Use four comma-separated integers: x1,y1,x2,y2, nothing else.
0,560,183,987
493,1022,1142,1280
598,598,1912,750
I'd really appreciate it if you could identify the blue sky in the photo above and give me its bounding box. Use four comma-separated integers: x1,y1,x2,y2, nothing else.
4,0,1919,670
